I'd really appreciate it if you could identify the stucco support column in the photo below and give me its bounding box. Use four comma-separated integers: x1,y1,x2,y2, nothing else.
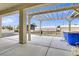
19,9,27,44
39,20,42,35
28,15,32,41
0,15,2,38
68,20,72,32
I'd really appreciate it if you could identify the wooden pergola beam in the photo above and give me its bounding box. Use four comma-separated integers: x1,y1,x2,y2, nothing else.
0,3,42,15
29,5,79,16
35,17,67,21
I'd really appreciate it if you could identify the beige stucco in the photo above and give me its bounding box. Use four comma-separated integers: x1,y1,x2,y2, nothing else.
28,15,32,41
19,9,27,44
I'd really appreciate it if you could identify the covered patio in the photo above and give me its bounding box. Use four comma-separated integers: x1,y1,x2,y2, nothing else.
0,34,74,56
0,3,79,56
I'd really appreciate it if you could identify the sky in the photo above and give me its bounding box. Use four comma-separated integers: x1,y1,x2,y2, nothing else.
2,13,19,27
2,3,79,27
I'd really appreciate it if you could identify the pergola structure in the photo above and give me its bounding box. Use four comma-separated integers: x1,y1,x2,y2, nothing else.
0,3,79,44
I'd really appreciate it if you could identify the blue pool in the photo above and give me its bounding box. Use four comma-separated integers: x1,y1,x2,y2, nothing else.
64,32,79,46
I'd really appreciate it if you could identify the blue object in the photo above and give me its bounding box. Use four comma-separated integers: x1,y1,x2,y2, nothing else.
64,32,79,46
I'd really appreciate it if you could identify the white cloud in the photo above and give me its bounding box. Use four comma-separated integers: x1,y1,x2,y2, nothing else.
2,18,14,25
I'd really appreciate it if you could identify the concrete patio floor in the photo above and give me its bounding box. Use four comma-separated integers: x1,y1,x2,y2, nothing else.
0,34,74,56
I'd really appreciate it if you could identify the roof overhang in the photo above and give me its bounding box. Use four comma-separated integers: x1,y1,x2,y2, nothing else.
0,3,43,15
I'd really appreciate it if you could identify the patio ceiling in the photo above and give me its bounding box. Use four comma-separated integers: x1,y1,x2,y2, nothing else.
30,3,79,21
0,3,22,11
0,3,43,15
0,3,79,21
29,4,79,16
0,3,62,15
32,10,74,21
